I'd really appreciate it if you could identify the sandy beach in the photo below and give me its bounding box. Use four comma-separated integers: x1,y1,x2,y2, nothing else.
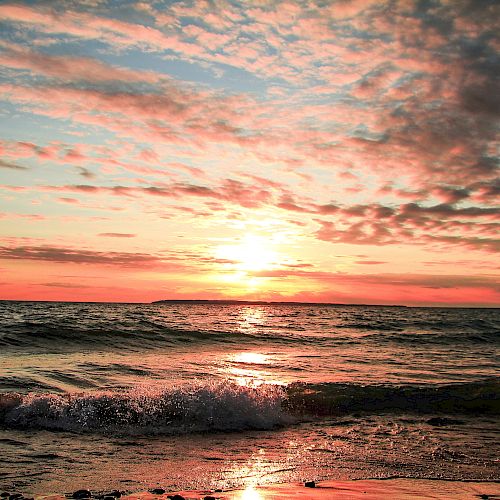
29,479,499,500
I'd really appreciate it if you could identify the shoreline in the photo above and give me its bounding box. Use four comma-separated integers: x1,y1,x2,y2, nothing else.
17,479,500,500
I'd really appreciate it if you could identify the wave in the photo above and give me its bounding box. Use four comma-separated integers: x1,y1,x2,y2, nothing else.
361,329,500,345
285,379,500,416
0,324,277,351
1,379,498,435
0,381,290,434
2,321,497,353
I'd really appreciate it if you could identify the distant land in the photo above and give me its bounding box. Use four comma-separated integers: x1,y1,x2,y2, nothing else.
152,299,407,307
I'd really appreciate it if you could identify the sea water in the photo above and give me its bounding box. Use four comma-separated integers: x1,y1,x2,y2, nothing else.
0,301,498,494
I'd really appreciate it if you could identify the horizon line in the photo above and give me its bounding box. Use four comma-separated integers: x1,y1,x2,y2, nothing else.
0,298,498,309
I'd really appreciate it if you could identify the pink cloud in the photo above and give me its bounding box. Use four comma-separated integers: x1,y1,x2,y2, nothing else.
0,42,168,84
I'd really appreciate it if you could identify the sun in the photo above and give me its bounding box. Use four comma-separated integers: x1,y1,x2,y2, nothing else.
216,234,278,272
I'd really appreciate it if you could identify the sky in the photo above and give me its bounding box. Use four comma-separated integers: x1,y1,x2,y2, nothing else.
0,0,498,306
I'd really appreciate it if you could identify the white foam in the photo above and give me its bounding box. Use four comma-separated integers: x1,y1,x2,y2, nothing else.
4,380,291,434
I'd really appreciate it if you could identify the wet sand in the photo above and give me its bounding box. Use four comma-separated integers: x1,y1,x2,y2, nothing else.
33,479,500,500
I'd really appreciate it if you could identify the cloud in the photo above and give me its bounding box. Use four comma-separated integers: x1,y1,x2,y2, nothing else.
0,243,239,271
431,186,471,204
251,268,500,294
313,200,500,252
0,159,28,170
98,233,136,238
0,42,168,85
36,178,275,209
399,203,499,219
0,245,162,267
6,177,499,254
40,281,90,288
57,197,80,204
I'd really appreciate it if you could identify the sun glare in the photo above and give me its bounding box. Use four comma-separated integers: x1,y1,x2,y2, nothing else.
216,234,278,272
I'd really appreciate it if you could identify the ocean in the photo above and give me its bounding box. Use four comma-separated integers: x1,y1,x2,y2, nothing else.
0,301,498,495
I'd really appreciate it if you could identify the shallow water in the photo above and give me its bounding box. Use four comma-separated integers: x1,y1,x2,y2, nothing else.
0,301,498,494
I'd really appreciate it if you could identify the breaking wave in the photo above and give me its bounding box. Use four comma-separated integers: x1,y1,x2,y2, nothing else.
0,381,290,434
1,379,498,435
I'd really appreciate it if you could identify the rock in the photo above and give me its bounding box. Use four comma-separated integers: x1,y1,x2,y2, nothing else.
479,495,489,499
9,495,23,500
72,490,92,499
1,494,10,498
167,495,185,500
106,492,121,498
304,481,316,488
426,417,463,426
149,489,165,495
204,496,217,500
103,497,115,500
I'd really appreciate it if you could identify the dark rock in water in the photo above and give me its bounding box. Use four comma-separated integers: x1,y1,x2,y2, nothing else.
427,417,463,426
149,489,165,495
72,490,92,499
9,494,23,500
304,481,316,488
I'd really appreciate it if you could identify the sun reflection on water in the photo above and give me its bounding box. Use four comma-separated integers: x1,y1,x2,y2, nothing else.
234,352,270,365
218,306,289,387
223,351,287,388
228,358,270,387
239,484,263,500
236,306,267,333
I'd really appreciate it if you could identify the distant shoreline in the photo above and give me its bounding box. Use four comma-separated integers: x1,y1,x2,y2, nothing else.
151,298,406,307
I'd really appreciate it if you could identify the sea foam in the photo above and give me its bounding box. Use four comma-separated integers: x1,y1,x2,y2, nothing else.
1,381,290,434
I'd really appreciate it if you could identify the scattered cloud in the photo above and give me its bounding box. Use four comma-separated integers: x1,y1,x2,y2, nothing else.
0,0,498,304
98,233,136,238
0,159,28,170
0,245,163,267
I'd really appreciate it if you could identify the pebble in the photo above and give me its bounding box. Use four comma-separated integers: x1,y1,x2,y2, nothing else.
72,490,92,499
149,488,165,495
304,481,316,488
204,496,217,500
167,495,185,500
426,417,462,426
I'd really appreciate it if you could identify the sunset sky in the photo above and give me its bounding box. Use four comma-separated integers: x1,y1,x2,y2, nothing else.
0,0,498,306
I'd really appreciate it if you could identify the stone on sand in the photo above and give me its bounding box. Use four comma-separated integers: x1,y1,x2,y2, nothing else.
72,490,92,499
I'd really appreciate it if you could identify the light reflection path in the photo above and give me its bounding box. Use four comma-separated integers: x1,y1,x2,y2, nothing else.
239,485,263,500
224,352,286,388
235,306,268,333
222,306,288,387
